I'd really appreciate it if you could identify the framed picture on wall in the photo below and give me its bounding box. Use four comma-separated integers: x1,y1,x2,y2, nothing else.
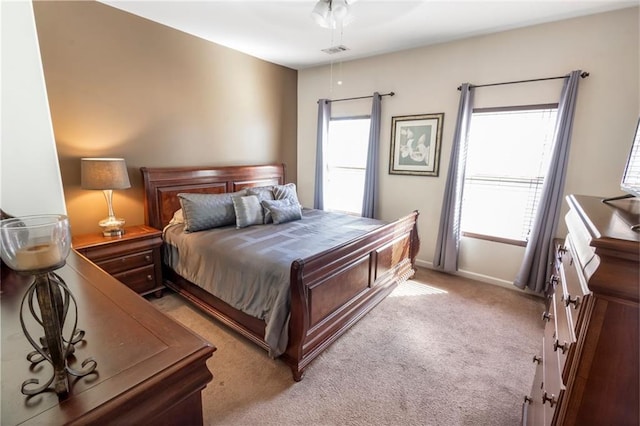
389,113,444,176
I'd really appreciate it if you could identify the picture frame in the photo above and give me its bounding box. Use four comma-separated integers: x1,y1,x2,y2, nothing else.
389,113,444,176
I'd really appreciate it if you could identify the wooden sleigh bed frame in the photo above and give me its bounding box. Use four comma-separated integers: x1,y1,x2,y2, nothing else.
141,164,420,380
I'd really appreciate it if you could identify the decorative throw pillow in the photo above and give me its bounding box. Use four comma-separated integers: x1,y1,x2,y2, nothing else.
178,190,246,232
273,183,301,207
232,195,264,228
261,199,302,225
246,186,275,224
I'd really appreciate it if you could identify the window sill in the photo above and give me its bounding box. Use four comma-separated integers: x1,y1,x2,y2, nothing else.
461,231,527,247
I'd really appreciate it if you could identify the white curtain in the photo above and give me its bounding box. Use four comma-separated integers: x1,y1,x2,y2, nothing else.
314,99,331,210
514,70,583,293
433,84,474,272
362,92,382,218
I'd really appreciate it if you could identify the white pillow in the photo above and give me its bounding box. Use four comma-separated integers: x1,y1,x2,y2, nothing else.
168,208,184,225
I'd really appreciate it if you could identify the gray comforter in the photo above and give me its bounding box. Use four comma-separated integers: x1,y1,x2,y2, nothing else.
163,208,385,357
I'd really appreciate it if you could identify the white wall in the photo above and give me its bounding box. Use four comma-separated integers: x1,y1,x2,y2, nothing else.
297,8,640,287
1,0,66,217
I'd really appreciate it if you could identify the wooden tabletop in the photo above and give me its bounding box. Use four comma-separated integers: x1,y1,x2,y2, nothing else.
72,224,162,250
0,251,214,425
568,194,639,254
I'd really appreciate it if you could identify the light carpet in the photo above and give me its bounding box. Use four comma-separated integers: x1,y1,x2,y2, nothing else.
150,267,544,426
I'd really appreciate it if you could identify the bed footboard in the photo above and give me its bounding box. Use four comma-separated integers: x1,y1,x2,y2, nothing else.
283,210,419,381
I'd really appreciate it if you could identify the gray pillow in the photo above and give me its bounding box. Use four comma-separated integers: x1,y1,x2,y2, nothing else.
246,186,275,224
261,199,302,225
273,183,301,207
178,190,246,232
232,195,264,228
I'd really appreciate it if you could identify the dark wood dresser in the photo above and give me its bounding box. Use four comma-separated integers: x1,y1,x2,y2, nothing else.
522,194,639,425
1,251,214,425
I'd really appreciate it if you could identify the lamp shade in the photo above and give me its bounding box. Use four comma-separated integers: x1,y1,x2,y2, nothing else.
81,158,131,190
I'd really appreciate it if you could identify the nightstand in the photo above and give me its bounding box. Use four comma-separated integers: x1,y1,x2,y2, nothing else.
73,225,164,297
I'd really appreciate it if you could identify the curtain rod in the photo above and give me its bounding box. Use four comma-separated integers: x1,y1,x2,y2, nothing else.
318,91,395,104
457,72,589,91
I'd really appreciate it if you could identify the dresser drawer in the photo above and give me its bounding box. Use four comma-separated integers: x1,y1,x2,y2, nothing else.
559,243,590,321
551,286,572,374
96,250,154,275
113,264,157,294
524,347,545,426
542,316,564,425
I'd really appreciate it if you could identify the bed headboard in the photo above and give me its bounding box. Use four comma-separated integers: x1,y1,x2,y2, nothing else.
141,164,286,230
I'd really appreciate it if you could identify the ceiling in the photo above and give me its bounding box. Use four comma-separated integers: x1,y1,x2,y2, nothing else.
100,1,637,70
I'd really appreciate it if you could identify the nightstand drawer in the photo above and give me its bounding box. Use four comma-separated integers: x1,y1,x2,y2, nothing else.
114,264,157,294
96,250,154,275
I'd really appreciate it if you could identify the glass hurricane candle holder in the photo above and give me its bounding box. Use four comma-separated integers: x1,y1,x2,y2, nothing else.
0,214,97,398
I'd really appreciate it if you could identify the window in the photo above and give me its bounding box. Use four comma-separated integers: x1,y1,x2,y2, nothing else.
325,117,371,214
460,105,558,244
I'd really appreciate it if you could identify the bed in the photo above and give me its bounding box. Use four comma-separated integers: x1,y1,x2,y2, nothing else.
141,164,420,380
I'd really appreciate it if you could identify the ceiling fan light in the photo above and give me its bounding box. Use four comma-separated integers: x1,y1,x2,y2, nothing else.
311,1,332,28
332,0,349,20
311,0,354,29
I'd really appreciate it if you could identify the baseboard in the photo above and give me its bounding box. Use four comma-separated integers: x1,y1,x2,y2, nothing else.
455,269,516,290
414,259,542,297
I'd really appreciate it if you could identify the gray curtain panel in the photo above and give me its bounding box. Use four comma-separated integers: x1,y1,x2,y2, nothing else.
314,99,331,210
514,70,583,293
362,92,382,218
433,83,474,272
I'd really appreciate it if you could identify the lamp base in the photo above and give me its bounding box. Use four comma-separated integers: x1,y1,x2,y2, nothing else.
98,216,126,237
102,228,125,237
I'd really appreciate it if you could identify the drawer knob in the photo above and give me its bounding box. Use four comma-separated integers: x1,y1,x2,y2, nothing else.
542,391,557,407
532,355,542,364
146,275,153,281
542,311,552,322
553,339,569,354
524,395,532,404
564,294,580,309
145,255,152,262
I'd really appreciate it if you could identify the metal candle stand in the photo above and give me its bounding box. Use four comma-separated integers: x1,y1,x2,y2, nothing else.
0,214,97,399
19,268,97,398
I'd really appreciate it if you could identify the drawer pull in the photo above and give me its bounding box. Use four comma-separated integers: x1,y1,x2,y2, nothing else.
564,294,581,309
524,395,532,404
145,255,152,262
548,275,559,288
532,355,542,364
146,275,153,281
542,311,552,322
542,391,557,407
553,339,569,354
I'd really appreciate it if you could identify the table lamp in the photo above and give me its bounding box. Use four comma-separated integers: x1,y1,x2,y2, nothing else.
81,158,131,237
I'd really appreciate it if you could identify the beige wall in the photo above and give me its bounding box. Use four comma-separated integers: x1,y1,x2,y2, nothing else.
33,1,297,236
297,8,640,286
